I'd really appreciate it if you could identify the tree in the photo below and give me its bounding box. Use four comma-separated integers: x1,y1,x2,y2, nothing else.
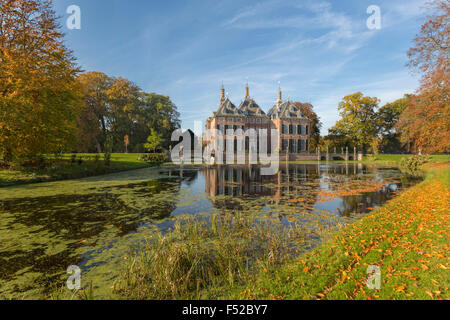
139,93,180,150
376,95,411,153
124,134,130,153
293,102,322,151
329,92,379,153
77,72,112,153
398,0,449,153
76,72,180,153
0,0,82,163
144,129,163,153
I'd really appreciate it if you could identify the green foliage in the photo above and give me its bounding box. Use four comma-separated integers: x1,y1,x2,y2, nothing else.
144,129,164,153
329,92,379,153
376,95,411,153
400,155,431,173
138,153,167,166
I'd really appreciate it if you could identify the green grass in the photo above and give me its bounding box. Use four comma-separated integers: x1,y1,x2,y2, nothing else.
113,213,312,300
0,153,151,187
363,154,450,164
229,164,449,300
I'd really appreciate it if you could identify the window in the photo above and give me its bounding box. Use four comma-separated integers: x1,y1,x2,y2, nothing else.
282,139,289,151
297,139,303,153
290,140,297,153
256,118,261,124
219,117,225,122
299,140,306,152
297,125,302,135
250,118,255,124
292,125,297,135
282,124,289,134
306,125,309,135
228,118,234,122
299,125,306,135
218,125,224,133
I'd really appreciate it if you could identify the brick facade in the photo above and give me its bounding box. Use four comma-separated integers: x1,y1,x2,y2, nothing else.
205,85,312,156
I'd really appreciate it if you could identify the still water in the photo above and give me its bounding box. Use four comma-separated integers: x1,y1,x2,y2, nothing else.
0,164,421,299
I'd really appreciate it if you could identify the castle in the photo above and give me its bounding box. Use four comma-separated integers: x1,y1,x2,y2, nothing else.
205,84,314,160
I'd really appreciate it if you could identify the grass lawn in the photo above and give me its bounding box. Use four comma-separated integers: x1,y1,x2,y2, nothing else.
363,154,450,164
0,153,151,187
231,163,449,300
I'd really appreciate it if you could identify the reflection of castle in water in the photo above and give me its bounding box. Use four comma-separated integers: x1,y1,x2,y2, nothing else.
203,163,400,216
204,164,335,206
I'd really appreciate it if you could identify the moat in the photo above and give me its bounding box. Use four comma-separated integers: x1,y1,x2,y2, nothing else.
0,163,422,299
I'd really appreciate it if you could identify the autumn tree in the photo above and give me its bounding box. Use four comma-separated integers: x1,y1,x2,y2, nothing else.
329,92,379,153
76,72,180,153
398,0,449,153
293,102,322,150
0,0,82,163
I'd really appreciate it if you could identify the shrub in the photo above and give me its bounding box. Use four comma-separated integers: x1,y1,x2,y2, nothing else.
138,153,167,166
400,155,431,172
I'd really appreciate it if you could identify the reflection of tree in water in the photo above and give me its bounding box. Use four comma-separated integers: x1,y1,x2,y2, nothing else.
337,184,398,217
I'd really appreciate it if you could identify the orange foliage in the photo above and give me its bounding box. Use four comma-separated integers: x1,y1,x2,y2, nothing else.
399,0,450,153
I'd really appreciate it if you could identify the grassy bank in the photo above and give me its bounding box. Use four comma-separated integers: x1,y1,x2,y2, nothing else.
0,154,150,187
362,154,450,164
114,164,449,300
230,164,449,300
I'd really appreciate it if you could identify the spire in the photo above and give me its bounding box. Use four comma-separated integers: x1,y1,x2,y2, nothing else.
245,77,250,99
277,81,282,106
220,82,225,104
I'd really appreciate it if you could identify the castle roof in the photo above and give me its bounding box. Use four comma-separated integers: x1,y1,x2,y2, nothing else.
238,98,267,117
267,101,308,120
215,98,243,116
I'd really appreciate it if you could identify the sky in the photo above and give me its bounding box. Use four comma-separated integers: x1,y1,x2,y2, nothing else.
54,0,429,135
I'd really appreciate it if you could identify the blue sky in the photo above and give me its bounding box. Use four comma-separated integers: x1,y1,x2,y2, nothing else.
54,0,428,135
